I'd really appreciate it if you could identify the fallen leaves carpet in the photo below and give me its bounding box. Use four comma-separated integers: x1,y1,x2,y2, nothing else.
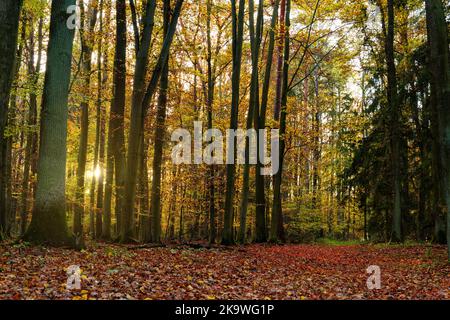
0,243,449,300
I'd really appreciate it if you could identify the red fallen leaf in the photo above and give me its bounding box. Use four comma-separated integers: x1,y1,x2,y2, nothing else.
12,293,21,300
0,242,449,300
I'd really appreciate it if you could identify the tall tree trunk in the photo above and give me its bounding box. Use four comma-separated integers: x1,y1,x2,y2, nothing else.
430,94,446,242
0,0,22,238
270,0,290,243
273,0,286,122
222,0,245,245
94,0,106,238
22,18,43,236
380,0,402,242
24,0,76,246
119,0,156,242
312,71,320,209
150,0,171,243
29,19,43,206
122,0,183,242
255,0,279,243
8,16,27,236
425,0,450,258
239,0,264,243
73,0,98,241
103,0,129,240
410,71,427,241
206,0,216,245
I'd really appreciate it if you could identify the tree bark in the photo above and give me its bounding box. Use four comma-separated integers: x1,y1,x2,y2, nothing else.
150,0,171,243
24,0,76,246
255,0,279,243
122,0,183,242
239,0,264,243
379,0,402,242
270,0,290,243
206,0,217,245
73,0,98,241
21,18,43,236
119,0,156,242
138,130,151,242
94,0,107,239
273,0,286,122
222,0,245,245
0,0,22,238
425,0,450,258
103,0,128,240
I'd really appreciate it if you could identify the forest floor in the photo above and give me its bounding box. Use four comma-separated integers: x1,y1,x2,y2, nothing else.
0,241,449,300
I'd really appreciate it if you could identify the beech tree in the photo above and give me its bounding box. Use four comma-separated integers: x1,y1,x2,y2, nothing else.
150,0,171,243
379,0,402,242
222,0,245,245
270,0,290,243
24,0,76,245
103,0,128,240
425,0,450,259
0,0,23,238
121,0,183,242
0,0,446,261
73,0,98,242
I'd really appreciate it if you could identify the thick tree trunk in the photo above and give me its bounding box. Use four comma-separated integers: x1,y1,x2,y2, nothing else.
425,0,450,258
0,0,22,238
24,0,76,246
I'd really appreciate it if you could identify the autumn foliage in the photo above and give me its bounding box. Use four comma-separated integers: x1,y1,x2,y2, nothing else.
0,243,448,300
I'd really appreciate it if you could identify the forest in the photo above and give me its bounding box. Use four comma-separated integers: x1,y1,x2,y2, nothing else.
0,0,449,300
